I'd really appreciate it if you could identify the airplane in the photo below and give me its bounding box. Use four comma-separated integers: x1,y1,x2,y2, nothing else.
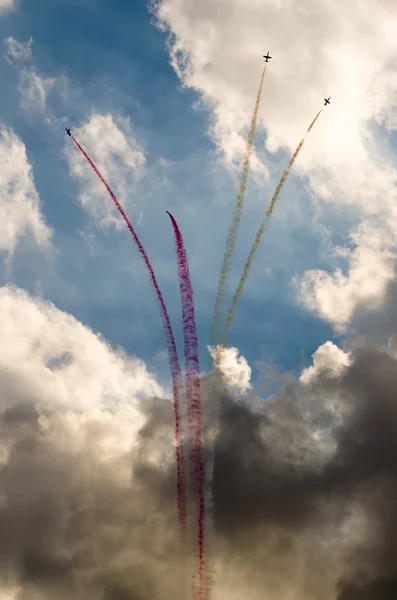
324,97,331,106
65,127,71,136
263,51,272,62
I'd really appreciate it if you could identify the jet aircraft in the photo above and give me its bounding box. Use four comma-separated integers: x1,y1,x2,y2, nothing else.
263,51,272,62
65,127,71,136
324,97,331,106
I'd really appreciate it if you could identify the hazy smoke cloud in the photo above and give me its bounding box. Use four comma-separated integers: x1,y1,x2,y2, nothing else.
1,319,397,599
0,395,186,600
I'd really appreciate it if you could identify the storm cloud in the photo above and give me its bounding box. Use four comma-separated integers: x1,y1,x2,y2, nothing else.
1,287,397,599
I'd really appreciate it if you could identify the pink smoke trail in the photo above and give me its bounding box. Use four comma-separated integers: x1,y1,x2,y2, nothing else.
71,136,187,541
166,211,205,600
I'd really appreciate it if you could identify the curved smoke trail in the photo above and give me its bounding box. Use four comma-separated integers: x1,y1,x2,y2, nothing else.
208,64,267,365
166,211,206,600
71,137,187,541
222,109,323,343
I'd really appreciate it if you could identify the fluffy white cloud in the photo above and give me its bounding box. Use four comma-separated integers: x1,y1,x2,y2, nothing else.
297,221,397,331
18,70,56,113
66,113,146,228
154,0,397,177
4,36,33,62
0,127,52,255
300,341,350,385
154,0,397,331
2,285,177,491
0,0,14,13
0,286,165,473
209,344,251,391
0,286,163,415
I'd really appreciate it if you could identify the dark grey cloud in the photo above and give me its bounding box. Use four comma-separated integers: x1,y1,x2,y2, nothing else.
337,578,397,600
0,398,185,600
210,338,397,598
1,336,397,599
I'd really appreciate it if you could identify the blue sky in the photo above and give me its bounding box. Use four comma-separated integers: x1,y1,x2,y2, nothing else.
1,0,396,391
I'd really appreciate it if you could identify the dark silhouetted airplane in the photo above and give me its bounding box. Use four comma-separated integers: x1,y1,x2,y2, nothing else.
324,97,331,106
65,127,71,136
263,51,272,62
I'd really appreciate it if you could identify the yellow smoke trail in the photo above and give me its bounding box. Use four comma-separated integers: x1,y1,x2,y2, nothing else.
208,65,267,363
222,108,323,344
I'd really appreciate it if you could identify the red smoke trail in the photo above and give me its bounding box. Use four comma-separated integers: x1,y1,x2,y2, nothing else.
167,211,205,600
71,136,187,541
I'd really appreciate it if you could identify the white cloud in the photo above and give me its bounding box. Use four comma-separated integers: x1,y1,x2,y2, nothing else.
0,0,14,14
0,127,52,255
209,344,251,391
0,285,170,481
4,36,33,62
0,285,163,416
154,0,397,199
300,341,350,385
18,69,56,113
154,0,397,332
65,113,146,228
0,286,176,590
297,220,397,332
